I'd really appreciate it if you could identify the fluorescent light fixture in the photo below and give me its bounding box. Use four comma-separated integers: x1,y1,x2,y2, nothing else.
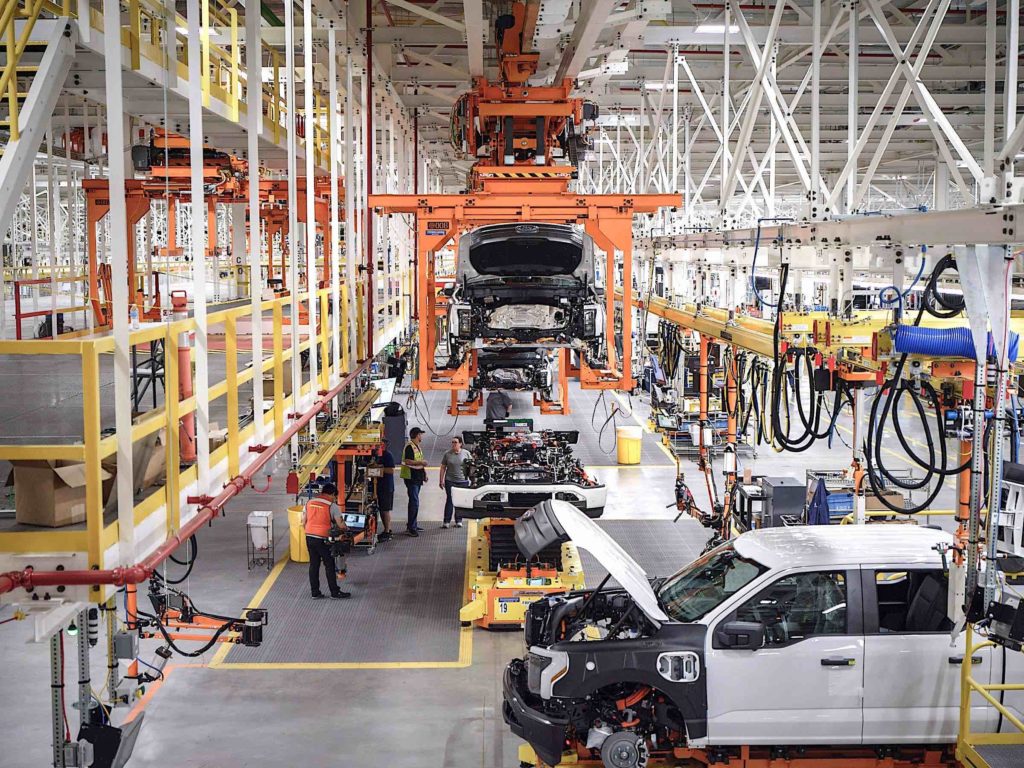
176,26,188,34
695,23,739,34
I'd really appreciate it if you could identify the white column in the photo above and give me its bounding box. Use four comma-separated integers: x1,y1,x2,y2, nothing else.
302,0,318,440
103,0,135,558
810,0,821,218
285,0,300,458
187,0,210,487
46,126,58,336
344,33,358,364
847,0,859,213
245,0,265,443
329,25,342,385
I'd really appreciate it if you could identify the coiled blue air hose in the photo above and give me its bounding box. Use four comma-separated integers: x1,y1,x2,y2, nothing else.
893,325,1019,363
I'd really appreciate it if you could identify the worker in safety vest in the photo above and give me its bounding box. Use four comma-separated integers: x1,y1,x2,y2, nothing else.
300,483,351,599
400,427,428,537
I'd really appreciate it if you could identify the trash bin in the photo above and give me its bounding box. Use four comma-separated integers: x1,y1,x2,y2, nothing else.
288,505,309,562
616,425,643,465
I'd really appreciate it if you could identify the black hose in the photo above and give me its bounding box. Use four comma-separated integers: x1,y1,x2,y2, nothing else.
156,536,197,585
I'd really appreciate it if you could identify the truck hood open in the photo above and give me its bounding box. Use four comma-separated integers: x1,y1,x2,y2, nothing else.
514,500,670,623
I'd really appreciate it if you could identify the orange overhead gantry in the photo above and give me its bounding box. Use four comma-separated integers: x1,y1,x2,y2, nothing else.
83,176,343,327
371,174,680,394
82,130,343,327
371,1,679,402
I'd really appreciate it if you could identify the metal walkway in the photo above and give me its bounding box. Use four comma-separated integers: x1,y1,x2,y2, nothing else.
221,528,469,664
581,518,710,587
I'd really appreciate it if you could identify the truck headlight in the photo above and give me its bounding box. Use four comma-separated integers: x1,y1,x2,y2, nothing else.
527,647,569,699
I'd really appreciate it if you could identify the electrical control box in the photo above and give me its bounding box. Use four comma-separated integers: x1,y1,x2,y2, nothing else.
113,630,138,661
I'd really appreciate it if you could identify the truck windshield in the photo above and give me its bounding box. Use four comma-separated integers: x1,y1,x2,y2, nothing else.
657,544,766,623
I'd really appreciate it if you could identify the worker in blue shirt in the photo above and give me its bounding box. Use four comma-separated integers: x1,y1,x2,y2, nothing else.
373,440,397,542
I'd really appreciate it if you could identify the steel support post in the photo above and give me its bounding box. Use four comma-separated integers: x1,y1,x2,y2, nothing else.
76,608,91,726
246,0,265,443
671,46,679,193
721,4,730,209
329,25,342,388
1008,0,1020,155
104,598,118,702
46,126,58,337
965,357,987,602
187,0,210,488
364,0,375,357
104,0,136,563
847,0,859,212
984,0,997,180
303,0,319,440
285,0,300,459
51,632,66,768
344,31,358,365
810,0,821,218
852,386,867,525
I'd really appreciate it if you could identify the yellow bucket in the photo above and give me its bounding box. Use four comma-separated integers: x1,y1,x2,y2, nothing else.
616,426,643,465
289,505,309,562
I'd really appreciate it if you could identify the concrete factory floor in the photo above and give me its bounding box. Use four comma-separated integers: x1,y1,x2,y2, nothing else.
0,381,961,767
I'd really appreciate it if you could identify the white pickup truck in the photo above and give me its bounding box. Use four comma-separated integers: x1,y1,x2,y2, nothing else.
504,501,1024,768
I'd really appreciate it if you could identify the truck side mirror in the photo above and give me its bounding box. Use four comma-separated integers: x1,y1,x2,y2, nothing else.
714,620,765,650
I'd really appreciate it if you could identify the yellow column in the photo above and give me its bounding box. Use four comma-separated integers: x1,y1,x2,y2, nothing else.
164,332,181,534
225,314,239,476
272,302,284,436
82,345,103,583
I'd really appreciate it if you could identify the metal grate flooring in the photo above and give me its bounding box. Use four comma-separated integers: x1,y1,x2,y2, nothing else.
580,519,710,588
413,384,674,468
223,528,468,664
974,744,1024,768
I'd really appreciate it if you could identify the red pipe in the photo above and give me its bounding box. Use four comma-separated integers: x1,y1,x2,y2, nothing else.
0,358,374,596
365,0,375,359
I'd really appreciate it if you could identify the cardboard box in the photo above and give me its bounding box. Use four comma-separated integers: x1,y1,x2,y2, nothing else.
866,490,905,511
137,428,167,491
13,460,114,528
262,358,294,398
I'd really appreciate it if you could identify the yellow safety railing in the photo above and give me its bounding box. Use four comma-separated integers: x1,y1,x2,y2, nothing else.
0,288,351,591
838,509,958,524
957,626,1024,767
78,0,311,159
0,0,74,141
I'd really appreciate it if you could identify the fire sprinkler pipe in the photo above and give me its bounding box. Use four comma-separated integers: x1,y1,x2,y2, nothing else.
0,358,374,596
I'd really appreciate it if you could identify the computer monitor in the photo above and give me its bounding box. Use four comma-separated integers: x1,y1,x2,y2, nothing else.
343,513,367,530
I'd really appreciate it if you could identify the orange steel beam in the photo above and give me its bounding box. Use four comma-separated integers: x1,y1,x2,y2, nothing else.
371,184,680,394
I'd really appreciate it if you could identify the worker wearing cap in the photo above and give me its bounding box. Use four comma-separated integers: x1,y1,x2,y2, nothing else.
400,427,428,537
300,483,350,600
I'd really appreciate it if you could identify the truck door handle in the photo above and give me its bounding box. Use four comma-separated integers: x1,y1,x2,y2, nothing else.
948,655,983,665
820,657,856,667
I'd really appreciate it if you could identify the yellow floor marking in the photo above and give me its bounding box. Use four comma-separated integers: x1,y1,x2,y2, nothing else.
211,521,475,671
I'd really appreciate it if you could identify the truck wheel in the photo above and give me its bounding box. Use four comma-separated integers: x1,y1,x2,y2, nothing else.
600,731,648,768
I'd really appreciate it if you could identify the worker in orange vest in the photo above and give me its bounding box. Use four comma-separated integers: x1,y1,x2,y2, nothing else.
300,482,351,599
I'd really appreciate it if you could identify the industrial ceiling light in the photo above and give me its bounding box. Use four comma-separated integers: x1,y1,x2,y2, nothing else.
695,23,739,34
